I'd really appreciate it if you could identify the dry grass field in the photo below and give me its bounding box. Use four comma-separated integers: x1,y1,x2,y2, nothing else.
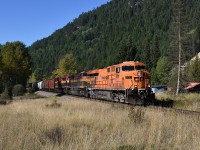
156,93,200,111
0,96,199,150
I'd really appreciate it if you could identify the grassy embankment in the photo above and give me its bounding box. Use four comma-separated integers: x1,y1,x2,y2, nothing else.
156,93,200,111
0,96,199,150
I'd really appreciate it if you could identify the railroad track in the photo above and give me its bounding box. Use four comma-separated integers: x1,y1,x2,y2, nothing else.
37,91,200,117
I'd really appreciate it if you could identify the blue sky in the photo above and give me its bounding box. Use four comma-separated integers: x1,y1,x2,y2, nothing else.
0,0,110,46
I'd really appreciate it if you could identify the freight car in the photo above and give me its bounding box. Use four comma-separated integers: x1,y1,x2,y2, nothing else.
39,61,155,105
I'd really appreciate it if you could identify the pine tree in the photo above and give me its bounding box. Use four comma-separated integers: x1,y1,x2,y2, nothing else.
117,36,137,63
185,56,200,82
151,35,160,68
155,56,171,85
194,25,200,54
34,68,44,81
141,37,151,70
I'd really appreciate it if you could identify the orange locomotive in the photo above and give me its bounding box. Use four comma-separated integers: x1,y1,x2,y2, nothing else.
67,61,155,105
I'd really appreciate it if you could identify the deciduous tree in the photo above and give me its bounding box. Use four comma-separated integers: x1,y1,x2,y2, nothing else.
1,42,31,87
52,53,77,77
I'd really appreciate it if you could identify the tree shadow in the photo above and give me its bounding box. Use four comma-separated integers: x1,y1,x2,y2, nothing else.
55,93,65,97
0,100,12,105
153,98,174,108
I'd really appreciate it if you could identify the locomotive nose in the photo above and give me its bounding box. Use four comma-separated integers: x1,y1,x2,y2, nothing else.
129,70,149,89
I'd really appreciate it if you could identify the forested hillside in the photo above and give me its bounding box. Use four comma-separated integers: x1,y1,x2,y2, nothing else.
28,0,200,77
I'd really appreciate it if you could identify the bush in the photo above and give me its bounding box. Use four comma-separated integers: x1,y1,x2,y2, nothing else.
12,84,25,96
27,88,35,94
46,98,62,108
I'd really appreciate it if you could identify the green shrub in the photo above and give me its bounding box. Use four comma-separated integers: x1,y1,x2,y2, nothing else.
27,88,35,94
12,84,25,97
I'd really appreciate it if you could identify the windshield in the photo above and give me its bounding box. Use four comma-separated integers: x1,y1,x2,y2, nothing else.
135,66,145,70
122,66,134,71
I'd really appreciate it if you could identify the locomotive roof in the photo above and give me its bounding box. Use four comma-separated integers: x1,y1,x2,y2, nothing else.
120,61,146,66
86,61,146,75
106,61,146,68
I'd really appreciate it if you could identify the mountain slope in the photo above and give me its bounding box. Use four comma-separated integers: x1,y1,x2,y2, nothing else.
28,0,200,76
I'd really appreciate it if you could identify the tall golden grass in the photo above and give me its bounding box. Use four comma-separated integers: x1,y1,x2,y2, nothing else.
0,97,199,150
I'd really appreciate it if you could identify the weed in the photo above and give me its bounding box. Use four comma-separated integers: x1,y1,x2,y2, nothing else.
117,145,135,150
46,97,62,108
128,107,145,124
111,103,126,110
117,144,146,150
45,126,64,144
0,100,8,105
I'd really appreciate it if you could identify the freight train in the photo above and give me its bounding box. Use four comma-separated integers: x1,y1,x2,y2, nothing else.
36,61,155,105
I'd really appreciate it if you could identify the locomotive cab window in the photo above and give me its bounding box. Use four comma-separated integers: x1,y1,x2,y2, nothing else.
107,68,110,72
135,66,145,70
122,66,134,71
116,67,120,73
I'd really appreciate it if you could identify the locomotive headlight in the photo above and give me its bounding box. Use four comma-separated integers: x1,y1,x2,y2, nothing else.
134,77,139,82
134,85,137,88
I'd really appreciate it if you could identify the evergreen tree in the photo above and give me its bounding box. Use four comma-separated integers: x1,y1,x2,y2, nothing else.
185,56,200,82
151,67,159,85
34,68,44,81
155,56,171,85
194,25,200,54
0,50,3,93
141,38,151,70
151,35,160,68
117,36,137,63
